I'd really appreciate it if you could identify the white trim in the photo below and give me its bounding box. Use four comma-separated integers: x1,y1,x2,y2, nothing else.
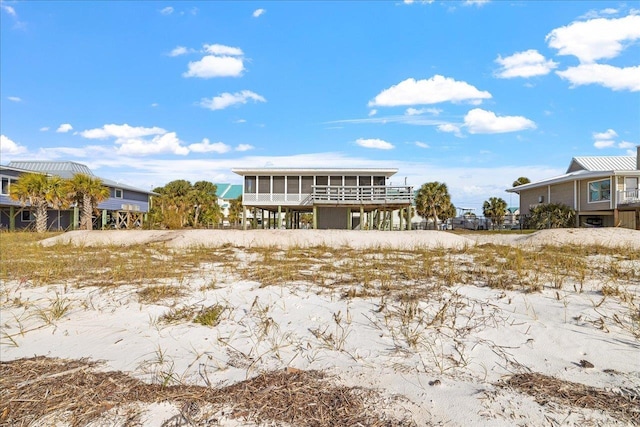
587,178,611,204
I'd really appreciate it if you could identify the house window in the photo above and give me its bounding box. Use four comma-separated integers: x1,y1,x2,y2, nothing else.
245,176,256,194
273,176,285,194
258,176,271,193
114,188,124,198
1,177,10,195
21,210,34,222
287,176,299,194
301,176,313,193
588,179,611,202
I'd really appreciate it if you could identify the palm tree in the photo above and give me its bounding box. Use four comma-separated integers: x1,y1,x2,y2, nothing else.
482,197,507,230
9,173,54,232
415,181,455,229
67,174,110,230
512,177,531,187
48,176,71,230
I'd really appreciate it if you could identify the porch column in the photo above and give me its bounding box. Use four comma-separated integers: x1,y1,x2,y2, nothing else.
252,208,257,229
613,208,619,227
73,206,79,230
277,205,282,229
389,209,393,230
360,206,364,230
347,208,352,230
408,207,412,230
313,205,318,229
101,209,108,229
9,206,15,231
399,208,404,231
242,207,247,230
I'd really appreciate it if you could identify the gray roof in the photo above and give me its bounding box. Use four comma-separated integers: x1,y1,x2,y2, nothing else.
567,156,635,173
5,161,155,195
8,161,95,179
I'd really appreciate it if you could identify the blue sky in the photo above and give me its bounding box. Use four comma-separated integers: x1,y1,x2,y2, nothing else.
1,1,639,212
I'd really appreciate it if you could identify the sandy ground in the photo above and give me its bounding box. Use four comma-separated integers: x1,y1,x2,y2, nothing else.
2,228,640,426
39,227,640,249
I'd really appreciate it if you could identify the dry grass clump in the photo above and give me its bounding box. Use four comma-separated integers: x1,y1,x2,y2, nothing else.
501,372,640,424
0,356,413,427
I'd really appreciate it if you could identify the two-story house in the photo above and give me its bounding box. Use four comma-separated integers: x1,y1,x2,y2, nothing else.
1,161,155,231
232,168,414,230
507,147,640,229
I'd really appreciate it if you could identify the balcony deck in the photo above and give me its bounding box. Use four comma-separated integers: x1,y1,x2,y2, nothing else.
617,190,640,207
243,185,413,210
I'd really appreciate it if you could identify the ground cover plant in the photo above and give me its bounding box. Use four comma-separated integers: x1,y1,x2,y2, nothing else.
1,230,639,425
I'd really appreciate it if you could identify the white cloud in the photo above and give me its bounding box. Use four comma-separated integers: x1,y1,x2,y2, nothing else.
464,0,490,6
619,141,635,149
235,144,254,152
234,119,247,124
556,64,640,91
160,6,174,15
151,103,159,107
464,108,536,134
203,44,243,56
188,138,231,154
546,14,640,63
40,127,49,131
437,123,462,136
415,141,430,148
594,139,616,149
1,3,16,16
1,134,28,155
200,90,266,111
56,123,73,133
495,49,558,78
369,75,491,107
355,138,395,150
368,109,378,117
405,107,442,116
80,124,167,140
593,129,618,140
183,55,244,78
252,8,265,18
592,128,617,149
169,46,191,57
7,96,21,102
116,132,189,156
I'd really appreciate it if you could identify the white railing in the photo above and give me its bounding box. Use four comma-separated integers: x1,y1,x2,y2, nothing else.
311,185,413,204
618,189,640,205
243,186,413,206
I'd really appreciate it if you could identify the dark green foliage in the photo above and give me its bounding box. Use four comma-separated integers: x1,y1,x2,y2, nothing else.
528,203,576,229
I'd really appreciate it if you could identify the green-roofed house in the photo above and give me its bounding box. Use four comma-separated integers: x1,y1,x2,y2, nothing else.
214,183,243,227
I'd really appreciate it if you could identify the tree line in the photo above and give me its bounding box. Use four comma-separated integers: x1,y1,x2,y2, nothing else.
414,176,575,230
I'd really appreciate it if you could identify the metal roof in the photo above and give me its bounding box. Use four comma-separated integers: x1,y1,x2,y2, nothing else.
215,183,243,200
567,156,635,173
8,161,94,178
5,161,156,195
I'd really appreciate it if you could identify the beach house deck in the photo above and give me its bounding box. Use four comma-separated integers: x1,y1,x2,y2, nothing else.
232,168,414,230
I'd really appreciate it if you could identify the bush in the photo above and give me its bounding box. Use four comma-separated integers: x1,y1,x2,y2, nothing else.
528,203,576,229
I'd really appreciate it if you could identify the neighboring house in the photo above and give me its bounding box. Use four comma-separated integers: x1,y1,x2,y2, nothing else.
1,161,156,231
214,183,243,226
507,147,640,229
231,168,414,230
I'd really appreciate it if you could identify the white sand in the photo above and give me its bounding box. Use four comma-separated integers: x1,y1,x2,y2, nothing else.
38,227,640,249
3,227,640,426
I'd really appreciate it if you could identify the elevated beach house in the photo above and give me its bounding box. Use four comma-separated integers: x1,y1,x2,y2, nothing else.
232,168,414,230
507,147,640,229
1,161,155,231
